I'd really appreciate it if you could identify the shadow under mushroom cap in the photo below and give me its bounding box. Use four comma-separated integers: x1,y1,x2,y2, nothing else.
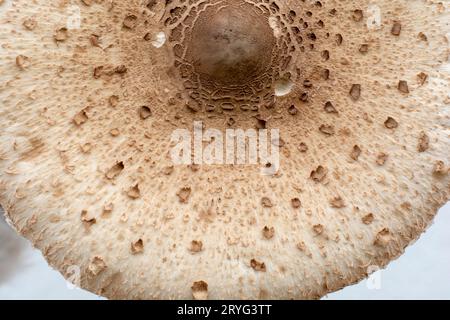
0,0,449,299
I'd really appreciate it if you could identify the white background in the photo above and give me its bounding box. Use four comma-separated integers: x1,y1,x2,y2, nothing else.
0,203,449,300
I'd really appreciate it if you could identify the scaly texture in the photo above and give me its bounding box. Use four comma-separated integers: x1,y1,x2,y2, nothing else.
0,0,449,299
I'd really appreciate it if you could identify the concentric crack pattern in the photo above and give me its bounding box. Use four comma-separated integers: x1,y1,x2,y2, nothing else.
163,0,322,112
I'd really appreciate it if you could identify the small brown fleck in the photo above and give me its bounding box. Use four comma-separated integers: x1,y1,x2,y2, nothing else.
350,145,362,161
16,55,31,70
376,152,388,166
114,65,127,74
313,224,324,235
80,143,92,154
330,196,345,208
349,84,361,101
418,32,428,42
310,165,327,182
362,213,374,225
288,105,298,115
188,164,200,172
177,187,192,203
319,124,335,136
298,143,308,152
359,44,369,53
123,14,138,29
417,132,430,152
384,117,398,129
106,162,124,179
291,198,302,209
109,95,119,107
73,109,89,126
54,27,68,42
401,202,412,211
139,106,152,119
433,161,448,176
186,101,200,113
321,50,330,61
192,281,208,300
398,80,409,94
340,57,350,65
127,184,141,199
352,9,363,22
110,128,120,137
324,101,338,114
322,68,330,80
81,210,96,227
90,34,100,47
94,66,104,79
256,118,267,130
303,79,313,88
374,228,391,247
262,226,275,239
250,259,266,272
131,239,144,254
189,240,203,253
227,117,236,126
88,256,107,276
300,92,309,102
296,241,306,251
163,166,174,175
417,72,428,86
146,0,157,10
102,203,114,216
144,33,152,41
261,197,273,208
391,21,402,36
23,18,37,30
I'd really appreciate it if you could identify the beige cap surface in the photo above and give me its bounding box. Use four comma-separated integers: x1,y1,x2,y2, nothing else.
0,0,449,299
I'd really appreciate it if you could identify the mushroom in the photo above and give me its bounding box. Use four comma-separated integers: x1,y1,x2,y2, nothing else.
0,0,448,300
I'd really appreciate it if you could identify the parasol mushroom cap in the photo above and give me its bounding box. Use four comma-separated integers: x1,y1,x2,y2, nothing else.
0,0,449,299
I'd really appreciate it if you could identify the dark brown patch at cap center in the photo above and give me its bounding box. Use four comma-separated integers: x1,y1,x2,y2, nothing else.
187,4,275,86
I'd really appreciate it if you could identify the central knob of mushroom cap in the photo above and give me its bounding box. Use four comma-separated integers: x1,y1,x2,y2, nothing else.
187,4,275,87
